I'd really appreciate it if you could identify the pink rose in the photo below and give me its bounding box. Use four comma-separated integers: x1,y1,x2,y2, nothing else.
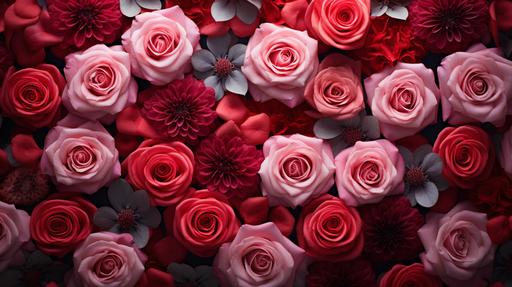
41,116,121,194
500,126,512,176
365,62,440,140
335,140,405,206
62,44,138,121
214,223,305,287
122,7,200,85
418,202,495,287
305,0,371,50
305,54,364,120
70,232,146,287
259,134,335,207
0,202,30,271
242,23,318,108
438,44,512,126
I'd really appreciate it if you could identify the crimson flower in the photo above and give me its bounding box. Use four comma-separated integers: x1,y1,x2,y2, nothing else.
409,0,489,54
306,259,377,287
47,0,123,49
141,76,217,144
358,196,424,262
196,135,263,200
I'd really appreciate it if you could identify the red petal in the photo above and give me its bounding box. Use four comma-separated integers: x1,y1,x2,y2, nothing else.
116,106,159,138
487,215,512,244
215,120,242,139
269,206,295,237
148,236,187,267
216,93,249,125
11,134,42,166
240,113,270,145
430,187,458,213
136,268,175,287
239,197,269,225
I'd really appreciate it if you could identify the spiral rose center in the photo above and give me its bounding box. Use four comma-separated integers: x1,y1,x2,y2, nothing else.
391,87,416,112
87,64,115,95
66,145,96,174
94,253,123,279
358,161,382,186
444,228,469,259
48,214,71,237
145,28,179,59
268,44,299,73
197,212,217,233
244,249,274,276
405,167,426,187
282,154,312,181
214,57,234,78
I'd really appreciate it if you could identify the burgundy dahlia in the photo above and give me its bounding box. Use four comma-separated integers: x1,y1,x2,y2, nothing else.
306,259,377,287
409,0,489,54
47,0,123,49
141,76,217,144
0,167,49,205
196,136,263,200
358,196,424,262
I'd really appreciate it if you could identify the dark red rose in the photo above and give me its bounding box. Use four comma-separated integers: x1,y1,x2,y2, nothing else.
433,125,494,189
470,175,512,216
296,194,364,262
172,190,240,257
0,64,64,129
30,194,96,257
0,39,13,85
349,16,426,76
306,258,377,287
136,268,174,287
164,0,213,28
379,263,442,287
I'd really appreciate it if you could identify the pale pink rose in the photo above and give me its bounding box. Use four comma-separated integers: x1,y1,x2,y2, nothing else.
242,23,318,108
500,125,512,176
0,202,30,271
418,202,495,287
438,44,512,126
214,223,305,287
304,54,364,120
305,0,371,50
62,44,138,121
70,232,146,287
335,140,405,206
365,62,440,141
122,7,200,85
40,115,121,194
259,134,335,207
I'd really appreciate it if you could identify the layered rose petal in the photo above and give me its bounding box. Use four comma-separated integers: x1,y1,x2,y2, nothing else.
0,202,30,271
122,7,200,85
259,134,335,207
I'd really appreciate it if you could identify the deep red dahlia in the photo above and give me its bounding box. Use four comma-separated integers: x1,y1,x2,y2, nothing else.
350,16,426,76
141,76,217,144
409,0,489,54
0,167,49,205
196,136,263,199
358,196,424,262
47,0,122,49
306,259,377,287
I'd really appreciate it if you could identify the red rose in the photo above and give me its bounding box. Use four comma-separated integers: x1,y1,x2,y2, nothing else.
433,125,494,189
30,194,96,257
350,16,426,76
172,190,240,257
379,263,442,287
248,100,315,136
297,194,363,262
124,139,194,206
0,64,64,129
470,175,512,216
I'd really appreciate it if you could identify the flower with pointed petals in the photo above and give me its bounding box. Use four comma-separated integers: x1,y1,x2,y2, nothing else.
168,263,219,287
313,112,380,155
399,145,448,208
192,33,247,100
120,0,161,17
47,0,123,49
93,179,161,248
371,0,410,20
211,0,262,24
409,0,489,54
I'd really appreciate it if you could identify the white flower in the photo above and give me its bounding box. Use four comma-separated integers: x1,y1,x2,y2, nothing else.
211,0,262,24
371,0,409,20
120,0,162,17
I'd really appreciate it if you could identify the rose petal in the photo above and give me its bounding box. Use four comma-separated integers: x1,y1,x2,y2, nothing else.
239,197,269,224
